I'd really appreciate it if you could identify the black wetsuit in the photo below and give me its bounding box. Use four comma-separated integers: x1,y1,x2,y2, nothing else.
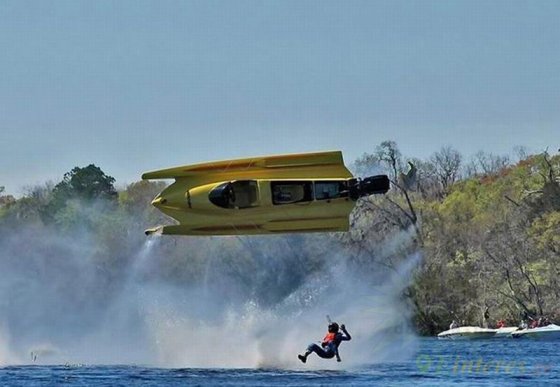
306,330,351,359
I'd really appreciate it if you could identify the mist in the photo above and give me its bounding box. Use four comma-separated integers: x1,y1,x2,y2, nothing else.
0,198,420,369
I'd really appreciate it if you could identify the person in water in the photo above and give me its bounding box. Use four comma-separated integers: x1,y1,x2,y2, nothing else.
298,322,351,363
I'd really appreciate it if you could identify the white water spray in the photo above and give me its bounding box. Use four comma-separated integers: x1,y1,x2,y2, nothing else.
140,243,421,369
0,217,420,368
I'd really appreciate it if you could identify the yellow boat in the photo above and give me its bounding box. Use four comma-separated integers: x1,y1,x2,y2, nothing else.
142,151,389,236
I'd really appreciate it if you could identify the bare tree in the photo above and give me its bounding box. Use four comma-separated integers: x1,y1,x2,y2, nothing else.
430,146,462,197
513,145,529,163
370,141,421,243
353,152,382,177
473,151,510,175
375,140,404,182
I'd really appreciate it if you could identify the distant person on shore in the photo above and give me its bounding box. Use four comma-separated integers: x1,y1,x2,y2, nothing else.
298,322,351,363
450,320,459,329
496,319,505,329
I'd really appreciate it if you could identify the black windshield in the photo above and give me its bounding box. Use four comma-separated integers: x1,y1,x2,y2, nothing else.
209,181,259,209
209,183,233,208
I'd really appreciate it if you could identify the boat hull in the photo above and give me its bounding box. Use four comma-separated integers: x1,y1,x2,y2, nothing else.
437,327,497,340
494,327,518,338
511,324,560,340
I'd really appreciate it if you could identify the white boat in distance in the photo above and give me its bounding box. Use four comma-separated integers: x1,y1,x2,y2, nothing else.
511,324,560,340
437,326,497,340
494,327,518,338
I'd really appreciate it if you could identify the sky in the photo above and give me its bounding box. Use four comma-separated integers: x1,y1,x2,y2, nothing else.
1,0,559,195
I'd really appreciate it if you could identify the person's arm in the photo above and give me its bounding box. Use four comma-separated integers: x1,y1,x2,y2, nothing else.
335,346,341,362
340,324,351,341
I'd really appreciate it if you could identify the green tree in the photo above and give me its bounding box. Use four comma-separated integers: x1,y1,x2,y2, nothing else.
0,186,16,208
42,164,117,225
119,180,167,214
53,164,117,201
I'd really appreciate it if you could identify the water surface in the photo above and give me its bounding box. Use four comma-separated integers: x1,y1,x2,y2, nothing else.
2,338,559,386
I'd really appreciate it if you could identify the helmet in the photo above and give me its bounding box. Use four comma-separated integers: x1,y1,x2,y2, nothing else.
328,322,339,333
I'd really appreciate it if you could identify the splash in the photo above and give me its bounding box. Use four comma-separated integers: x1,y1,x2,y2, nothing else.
29,344,59,363
142,247,421,369
0,216,420,368
0,324,15,365
75,235,163,364
130,235,161,281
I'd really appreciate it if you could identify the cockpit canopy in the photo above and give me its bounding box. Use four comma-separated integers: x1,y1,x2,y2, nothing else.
209,179,355,209
209,180,259,209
